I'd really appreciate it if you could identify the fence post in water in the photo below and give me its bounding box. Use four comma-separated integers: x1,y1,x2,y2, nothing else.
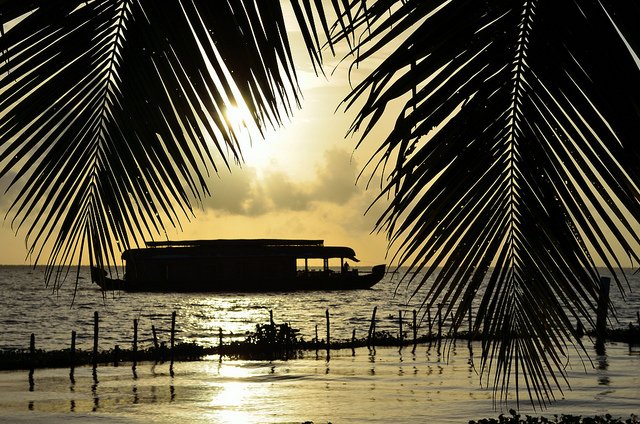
170,311,176,364
219,327,223,356
69,330,76,382
93,311,99,369
315,324,319,348
398,310,403,343
70,330,76,367
132,318,138,367
29,333,35,390
29,333,35,372
325,309,330,353
437,304,443,340
270,309,274,327
596,277,611,350
113,345,120,366
427,308,432,337
152,325,159,349
367,306,377,347
412,310,417,349
133,319,138,352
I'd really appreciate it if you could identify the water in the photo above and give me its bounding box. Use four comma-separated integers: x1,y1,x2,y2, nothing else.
1,265,639,422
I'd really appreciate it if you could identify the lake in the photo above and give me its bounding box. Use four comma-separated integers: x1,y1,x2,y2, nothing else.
1,265,639,422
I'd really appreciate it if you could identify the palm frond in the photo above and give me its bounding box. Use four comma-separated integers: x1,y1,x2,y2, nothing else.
0,0,338,286
333,0,640,406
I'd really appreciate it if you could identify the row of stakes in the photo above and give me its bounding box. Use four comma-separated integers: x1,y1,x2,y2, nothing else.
25,304,472,374
26,275,623,376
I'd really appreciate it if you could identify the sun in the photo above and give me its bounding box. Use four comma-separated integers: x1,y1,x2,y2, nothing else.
224,104,251,129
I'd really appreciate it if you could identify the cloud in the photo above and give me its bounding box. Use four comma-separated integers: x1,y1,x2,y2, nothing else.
203,167,268,216
202,147,362,216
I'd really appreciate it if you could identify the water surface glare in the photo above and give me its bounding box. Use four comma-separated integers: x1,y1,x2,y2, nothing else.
1,343,639,423
1,266,639,421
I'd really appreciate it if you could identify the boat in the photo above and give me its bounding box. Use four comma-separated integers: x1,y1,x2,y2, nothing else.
91,239,386,292
90,266,125,291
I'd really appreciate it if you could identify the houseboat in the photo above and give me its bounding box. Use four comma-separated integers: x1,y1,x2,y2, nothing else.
92,239,386,292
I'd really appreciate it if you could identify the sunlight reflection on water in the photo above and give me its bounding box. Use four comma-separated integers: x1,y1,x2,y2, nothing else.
1,266,639,422
0,343,638,423
2,266,639,352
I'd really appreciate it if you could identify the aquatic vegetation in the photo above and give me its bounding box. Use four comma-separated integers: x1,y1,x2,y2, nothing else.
469,412,638,423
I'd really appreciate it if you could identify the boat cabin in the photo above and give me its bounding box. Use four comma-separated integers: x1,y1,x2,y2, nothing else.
121,239,366,291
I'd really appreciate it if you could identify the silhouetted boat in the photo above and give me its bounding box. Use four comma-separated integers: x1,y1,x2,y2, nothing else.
91,239,385,292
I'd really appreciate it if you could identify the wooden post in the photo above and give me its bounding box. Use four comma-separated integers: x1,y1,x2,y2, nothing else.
437,303,443,339
93,311,99,368
468,304,473,334
70,331,76,362
170,311,176,364
351,328,356,356
269,309,274,327
113,345,120,366
152,325,159,349
29,333,35,372
29,333,35,391
596,277,611,349
636,311,639,327
219,327,223,352
133,318,138,364
315,324,319,346
412,310,417,346
427,308,432,336
70,330,76,376
325,309,330,352
398,310,403,343
367,306,377,347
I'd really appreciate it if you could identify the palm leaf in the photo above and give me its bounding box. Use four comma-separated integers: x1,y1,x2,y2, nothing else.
0,0,339,287
331,0,640,406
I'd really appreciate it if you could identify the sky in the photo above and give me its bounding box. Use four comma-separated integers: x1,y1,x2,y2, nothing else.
0,6,399,267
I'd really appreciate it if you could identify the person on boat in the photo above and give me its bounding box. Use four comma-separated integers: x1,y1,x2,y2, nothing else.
343,261,350,273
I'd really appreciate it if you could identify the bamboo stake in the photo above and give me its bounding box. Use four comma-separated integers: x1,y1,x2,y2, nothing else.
29,333,34,391
170,311,176,365
367,306,377,347
133,318,138,365
70,330,76,380
325,309,330,354
437,303,443,339
315,324,319,347
93,311,99,369
29,333,35,373
152,325,159,349
595,277,611,352
412,310,417,351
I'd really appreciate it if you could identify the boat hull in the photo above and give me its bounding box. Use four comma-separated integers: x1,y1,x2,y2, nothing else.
92,264,385,292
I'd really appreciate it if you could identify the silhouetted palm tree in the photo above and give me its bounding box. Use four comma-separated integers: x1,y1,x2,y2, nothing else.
2,0,639,407
0,0,332,279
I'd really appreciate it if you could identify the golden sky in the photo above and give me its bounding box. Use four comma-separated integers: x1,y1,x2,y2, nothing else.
0,7,398,267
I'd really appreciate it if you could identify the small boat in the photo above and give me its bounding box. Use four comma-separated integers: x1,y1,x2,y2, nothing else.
90,266,125,291
91,239,386,292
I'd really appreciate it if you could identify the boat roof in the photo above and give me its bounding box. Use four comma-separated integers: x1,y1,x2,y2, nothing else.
123,239,360,261
145,239,324,248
